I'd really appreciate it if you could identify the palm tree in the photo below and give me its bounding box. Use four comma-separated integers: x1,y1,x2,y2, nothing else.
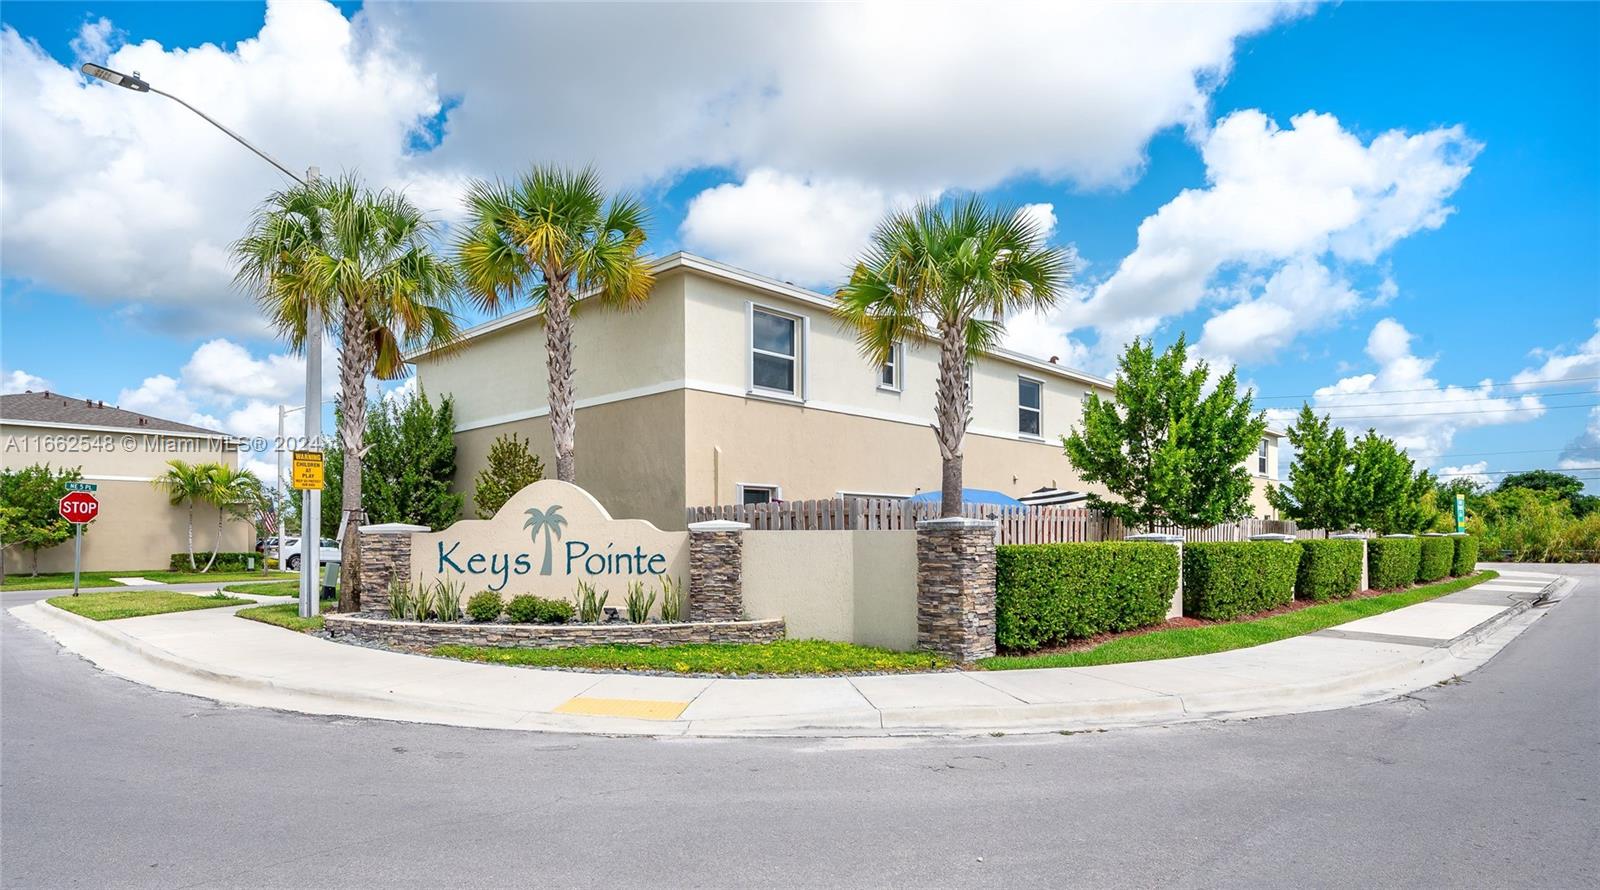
455,166,654,484
201,465,265,573
234,175,460,611
523,505,568,575
835,197,1072,517
152,460,215,570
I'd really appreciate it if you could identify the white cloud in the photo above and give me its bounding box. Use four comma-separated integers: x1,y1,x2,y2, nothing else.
1018,203,1058,241
1308,318,1543,466
680,170,920,286
116,374,200,421
1047,110,1479,369
1558,406,1600,472
182,338,306,404
2,369,52,394
1512,320,1600,388
1436,460,1491,488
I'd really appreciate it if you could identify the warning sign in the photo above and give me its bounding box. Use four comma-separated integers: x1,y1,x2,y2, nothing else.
291,450,324,490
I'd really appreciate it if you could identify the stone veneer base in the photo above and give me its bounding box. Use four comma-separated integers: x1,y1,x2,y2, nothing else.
323,613,786,650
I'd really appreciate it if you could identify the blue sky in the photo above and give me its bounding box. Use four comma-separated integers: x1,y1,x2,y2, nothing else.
1,1,1596,490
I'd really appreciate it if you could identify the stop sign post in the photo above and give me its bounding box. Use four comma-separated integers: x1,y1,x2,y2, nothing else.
58,491,99,596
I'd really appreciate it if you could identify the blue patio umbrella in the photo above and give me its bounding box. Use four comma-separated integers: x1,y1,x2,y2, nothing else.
906,488,1025,508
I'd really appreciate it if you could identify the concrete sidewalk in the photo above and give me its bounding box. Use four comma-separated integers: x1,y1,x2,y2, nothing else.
9,570,1566,738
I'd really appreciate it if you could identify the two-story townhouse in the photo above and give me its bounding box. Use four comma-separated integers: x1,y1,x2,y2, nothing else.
412,253,1281,530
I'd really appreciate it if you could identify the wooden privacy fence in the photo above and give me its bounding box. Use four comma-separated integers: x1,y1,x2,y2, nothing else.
687,498,1302,545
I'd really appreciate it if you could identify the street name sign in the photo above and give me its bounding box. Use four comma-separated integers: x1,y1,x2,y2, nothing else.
64,481,98,492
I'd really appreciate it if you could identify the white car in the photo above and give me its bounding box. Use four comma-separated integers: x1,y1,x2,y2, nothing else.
273,537,343,571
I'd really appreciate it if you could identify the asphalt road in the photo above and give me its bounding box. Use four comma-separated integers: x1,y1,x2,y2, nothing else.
3,564,1595,889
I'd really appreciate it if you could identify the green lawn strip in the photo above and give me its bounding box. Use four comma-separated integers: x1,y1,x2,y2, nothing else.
222,581,301,597
3,570,295,592
431,639,950,676
46,590,254,621
979,571,1501,671
236,600,337,633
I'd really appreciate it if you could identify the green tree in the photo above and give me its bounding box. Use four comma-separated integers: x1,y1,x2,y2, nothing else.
1267,404,1354,535
1064,335,1267,531
0,464,84,576
201,465,265,573
363,388,463,530
456,165,655,485
235,175,460,611
1346,431,1433,534
152,460,215,570
473,432,545,519
1497,469,1597,518
835,196,1071,516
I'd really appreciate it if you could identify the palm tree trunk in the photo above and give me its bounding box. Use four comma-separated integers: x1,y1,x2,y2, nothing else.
187,502,196,570
336,300,373,613
203,507,222,573
545,277,578,483
933,320,970,519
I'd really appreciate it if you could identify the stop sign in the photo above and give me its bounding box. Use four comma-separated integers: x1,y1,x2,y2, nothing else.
59,491,100,524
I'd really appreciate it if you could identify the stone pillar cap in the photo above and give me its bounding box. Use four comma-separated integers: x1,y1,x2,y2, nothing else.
688,520,751,532
916,517,999,530
1329,533,1367,539
1381,533,1416,538
1125,532,1183,543
359,522,430,534
1248,533,1297,542
1420,532,1450,536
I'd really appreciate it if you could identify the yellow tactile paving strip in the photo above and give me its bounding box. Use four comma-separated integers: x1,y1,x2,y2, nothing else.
553,696,691,721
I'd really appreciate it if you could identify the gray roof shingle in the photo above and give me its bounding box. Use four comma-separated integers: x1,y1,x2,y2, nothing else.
0,391,228,437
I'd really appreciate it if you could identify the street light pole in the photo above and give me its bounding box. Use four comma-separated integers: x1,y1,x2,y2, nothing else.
81,62,325,618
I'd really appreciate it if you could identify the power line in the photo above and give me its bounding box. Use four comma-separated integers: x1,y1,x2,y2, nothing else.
1430,446,1600,459
1263,389,1595,411
1436,466,1600,477
1254,374,1600,401
1319,401,1600,422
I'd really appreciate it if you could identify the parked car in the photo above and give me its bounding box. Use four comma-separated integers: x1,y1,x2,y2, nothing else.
273,537,343,570
256,535,280,554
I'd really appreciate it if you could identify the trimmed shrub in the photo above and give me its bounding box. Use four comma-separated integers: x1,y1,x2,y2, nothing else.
168,552,261,572
995,542,1179,651
1294,539,1364,601
504,594,574,624
1451,536,1479,576
466,590,504,622
1368,537,1422,590
1418,536,1454,583
1182,542,1301,620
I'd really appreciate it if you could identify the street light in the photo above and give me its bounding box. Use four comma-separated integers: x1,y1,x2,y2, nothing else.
83,61,325,619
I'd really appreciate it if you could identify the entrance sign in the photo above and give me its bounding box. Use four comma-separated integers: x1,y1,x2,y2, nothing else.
58,490,99,597
412,480,688,600
290,450,324,490
1454,493,1467,534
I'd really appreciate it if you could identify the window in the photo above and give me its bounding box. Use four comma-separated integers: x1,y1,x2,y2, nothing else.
1258,438,1269,475
750,307,799,395
1018,377,1043,437
739,484,778,505
879,343,902,391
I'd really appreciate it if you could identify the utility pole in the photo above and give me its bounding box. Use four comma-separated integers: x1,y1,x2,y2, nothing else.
300,164,323,619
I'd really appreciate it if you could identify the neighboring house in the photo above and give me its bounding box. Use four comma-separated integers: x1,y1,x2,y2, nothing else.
413,253,1282,530
0,392,255,572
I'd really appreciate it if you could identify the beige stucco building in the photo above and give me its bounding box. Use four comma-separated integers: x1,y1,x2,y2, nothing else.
413,253,1281,530
1,392,255,573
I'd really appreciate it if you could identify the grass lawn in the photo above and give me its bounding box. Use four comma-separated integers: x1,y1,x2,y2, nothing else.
3,570,295,592
46,589,253,621
979,571,1501,671
431,639,950,676
236,599,337,633
222,581,301,597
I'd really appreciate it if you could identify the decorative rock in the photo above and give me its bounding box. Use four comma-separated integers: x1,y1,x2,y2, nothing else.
357,523,427,616
322,614,786,650
916,517,998,662
688,521,748,622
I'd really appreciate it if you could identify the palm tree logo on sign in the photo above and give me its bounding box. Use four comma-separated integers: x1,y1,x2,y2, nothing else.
523,505,568,575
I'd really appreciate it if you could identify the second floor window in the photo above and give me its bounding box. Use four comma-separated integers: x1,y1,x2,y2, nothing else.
1258,438,1269,474
1019,377,1042,437
751,307,798,395
879,343,902,390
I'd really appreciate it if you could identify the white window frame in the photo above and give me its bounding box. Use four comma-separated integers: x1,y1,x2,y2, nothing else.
746,302,806,400
1018,375,1044,439
877,342,904,393
1258,437,1270,475
837,489,910,501
737,483,782,505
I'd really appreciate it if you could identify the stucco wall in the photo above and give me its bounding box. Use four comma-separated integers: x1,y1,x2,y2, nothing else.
741,530,918,650
449,390,687,530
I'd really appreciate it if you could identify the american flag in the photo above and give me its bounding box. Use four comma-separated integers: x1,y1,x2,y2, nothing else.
260,509,278,534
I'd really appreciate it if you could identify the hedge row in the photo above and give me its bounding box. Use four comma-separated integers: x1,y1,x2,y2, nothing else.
1181,542,1300,620
1294,539,1364,601
1452,536,1479,576
1367,537,1422,590
995,542,1179,650
1418,537,1454,583
168,552,262,572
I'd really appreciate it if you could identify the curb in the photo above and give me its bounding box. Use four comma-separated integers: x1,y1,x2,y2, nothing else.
12,572,1563,738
